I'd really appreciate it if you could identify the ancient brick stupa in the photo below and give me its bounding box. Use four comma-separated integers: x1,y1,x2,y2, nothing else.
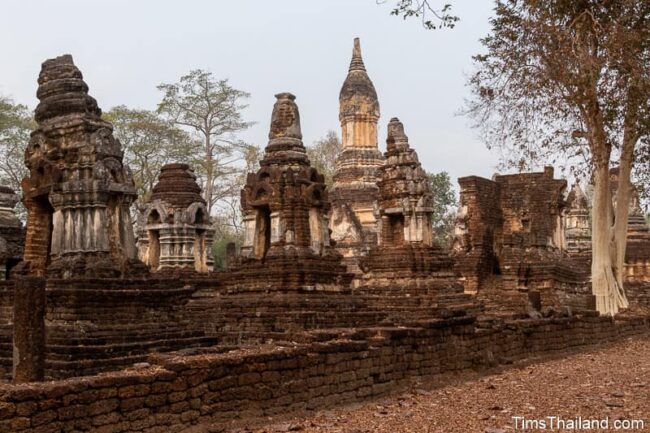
227,92,351,291
0,187,24,279
359,118,461,292
137,163,214,273
329,38,384,274
20,55,142,278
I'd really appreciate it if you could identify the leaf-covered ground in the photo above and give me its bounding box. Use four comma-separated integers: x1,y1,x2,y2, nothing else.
214,336,650,433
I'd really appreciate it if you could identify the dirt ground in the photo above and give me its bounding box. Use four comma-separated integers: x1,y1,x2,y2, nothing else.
218,336,650,433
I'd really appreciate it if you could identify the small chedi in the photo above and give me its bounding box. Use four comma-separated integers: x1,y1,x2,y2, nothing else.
20,55,141,278
330,38,384,273
360,118,457,289
564,183,592,266
227,92,351,290
137,163,214,273
0,187,24,279
454,167,591,313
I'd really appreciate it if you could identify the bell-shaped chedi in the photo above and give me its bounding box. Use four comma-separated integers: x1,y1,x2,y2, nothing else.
329,38,385,275
137,163,214,273
20,55,142,278
227,93,351,291
359,118,468,300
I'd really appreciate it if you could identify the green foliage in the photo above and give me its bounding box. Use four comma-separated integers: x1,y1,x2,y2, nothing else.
211,218,243,271
0,95,35,221
379,0,458,30
306,131,341,187
104,106,197,206
157,70,253,217
427,171,457,247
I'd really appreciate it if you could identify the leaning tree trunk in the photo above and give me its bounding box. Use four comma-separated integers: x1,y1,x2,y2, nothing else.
591,162,628,315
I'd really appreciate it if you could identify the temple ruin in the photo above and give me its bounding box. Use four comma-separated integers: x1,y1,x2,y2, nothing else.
0,49,647,433
330,38,384,274
137,163,214,273
454,167,592,313
360,119,458,288
227,92,351,291
20,55,142,278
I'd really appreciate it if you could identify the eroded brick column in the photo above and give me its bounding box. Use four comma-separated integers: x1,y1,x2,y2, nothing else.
12,276,46,383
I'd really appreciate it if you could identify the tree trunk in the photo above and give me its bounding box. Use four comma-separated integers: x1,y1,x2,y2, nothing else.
591,162,628,315
613,152,633,294
204,133,214,215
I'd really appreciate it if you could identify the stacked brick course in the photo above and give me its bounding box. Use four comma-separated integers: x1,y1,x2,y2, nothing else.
0,313,646,432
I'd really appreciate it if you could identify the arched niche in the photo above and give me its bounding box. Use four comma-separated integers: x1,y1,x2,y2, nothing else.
147,209,162,270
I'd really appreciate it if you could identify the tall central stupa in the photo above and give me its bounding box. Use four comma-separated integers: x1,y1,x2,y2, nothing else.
329,38,385,274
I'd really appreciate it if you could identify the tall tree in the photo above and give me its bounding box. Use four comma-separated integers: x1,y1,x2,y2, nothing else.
427,171,457,247
157,70,253,215
0,95,35,221
466,0,650,315
104,106,197,206
306,131,341,187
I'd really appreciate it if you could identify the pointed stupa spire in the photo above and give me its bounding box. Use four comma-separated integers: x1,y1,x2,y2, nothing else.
349,37,366,72
339,38,380,147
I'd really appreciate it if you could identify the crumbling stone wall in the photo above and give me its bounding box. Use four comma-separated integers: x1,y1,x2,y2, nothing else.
454,168,591,313
453,176,502,294
0,314,646,432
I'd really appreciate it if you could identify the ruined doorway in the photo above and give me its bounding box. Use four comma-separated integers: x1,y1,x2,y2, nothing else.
254,206,271,260
387,214,405,245
147,210,161,270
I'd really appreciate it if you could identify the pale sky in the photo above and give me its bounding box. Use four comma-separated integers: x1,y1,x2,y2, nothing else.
0,0,499,186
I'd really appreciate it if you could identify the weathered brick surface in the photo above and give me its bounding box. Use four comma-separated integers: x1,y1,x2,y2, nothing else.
0,314,646,432
227,93,351,292
19,55,144,279
454,168,592,313
330,38,384,274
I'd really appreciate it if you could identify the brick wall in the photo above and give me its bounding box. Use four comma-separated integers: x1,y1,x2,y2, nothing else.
0,313,646,433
